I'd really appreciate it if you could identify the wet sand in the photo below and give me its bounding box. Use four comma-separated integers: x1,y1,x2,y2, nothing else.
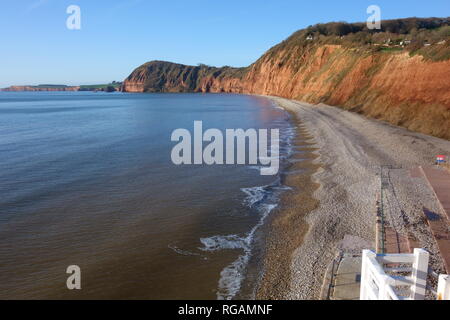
256,96,450,300
255,120,321,299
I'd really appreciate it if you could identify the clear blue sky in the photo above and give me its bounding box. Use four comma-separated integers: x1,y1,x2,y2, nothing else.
1,0,449,87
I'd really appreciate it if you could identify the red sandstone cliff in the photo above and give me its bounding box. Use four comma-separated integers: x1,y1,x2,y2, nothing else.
123,19,450,139
123,45,450,139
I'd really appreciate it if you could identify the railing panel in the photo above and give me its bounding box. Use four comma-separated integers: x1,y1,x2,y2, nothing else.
391,275,414,286
386,285,400,300
376,254,415,264
360,249,432,300
384,267,412,273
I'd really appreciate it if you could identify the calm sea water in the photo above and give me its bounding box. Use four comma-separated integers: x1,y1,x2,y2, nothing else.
0,92,294,299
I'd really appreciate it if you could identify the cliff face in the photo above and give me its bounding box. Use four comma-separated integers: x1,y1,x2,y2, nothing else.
122,20,450,140
122,60,245,93
232,44,450,140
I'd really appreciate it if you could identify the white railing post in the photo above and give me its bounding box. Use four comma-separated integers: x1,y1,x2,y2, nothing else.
437,275,450,300
410,248,429,300
360,250,368,300
360,250,376,300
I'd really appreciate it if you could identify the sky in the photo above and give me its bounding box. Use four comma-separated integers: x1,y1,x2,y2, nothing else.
0,0,449,87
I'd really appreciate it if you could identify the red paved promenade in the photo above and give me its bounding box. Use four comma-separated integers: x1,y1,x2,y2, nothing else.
421,166,450,220
420,166,450,272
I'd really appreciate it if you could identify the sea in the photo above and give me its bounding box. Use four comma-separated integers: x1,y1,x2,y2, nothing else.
0,91,296,299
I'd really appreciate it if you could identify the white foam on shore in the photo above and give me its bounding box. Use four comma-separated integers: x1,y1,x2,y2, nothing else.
248,123,295,172
200,178,292,299
241,185,267,207
168,244,208,260
199,106,297,300
199,203,277,300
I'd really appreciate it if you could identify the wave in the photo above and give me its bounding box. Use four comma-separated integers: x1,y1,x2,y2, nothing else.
241,185,268,207
168,244,208,260
200,177,292,299
200,106,297,300
247,122,295,172
199,203,277,300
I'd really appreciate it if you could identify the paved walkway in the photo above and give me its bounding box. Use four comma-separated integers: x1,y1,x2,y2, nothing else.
421,166,450,220
384,227,410,254
330,255,362,300
419,166,450,272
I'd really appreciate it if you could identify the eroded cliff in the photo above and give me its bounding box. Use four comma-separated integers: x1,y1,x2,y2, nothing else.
122,18,450,139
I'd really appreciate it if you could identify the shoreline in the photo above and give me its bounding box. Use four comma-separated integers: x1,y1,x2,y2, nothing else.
257,96,450,299
253,114,321,299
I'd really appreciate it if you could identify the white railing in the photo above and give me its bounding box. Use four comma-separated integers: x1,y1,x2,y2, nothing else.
360,249,440,300
437,275,450,300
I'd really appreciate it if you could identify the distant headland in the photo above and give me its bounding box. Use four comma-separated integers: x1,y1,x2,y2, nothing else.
0,82,122,92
